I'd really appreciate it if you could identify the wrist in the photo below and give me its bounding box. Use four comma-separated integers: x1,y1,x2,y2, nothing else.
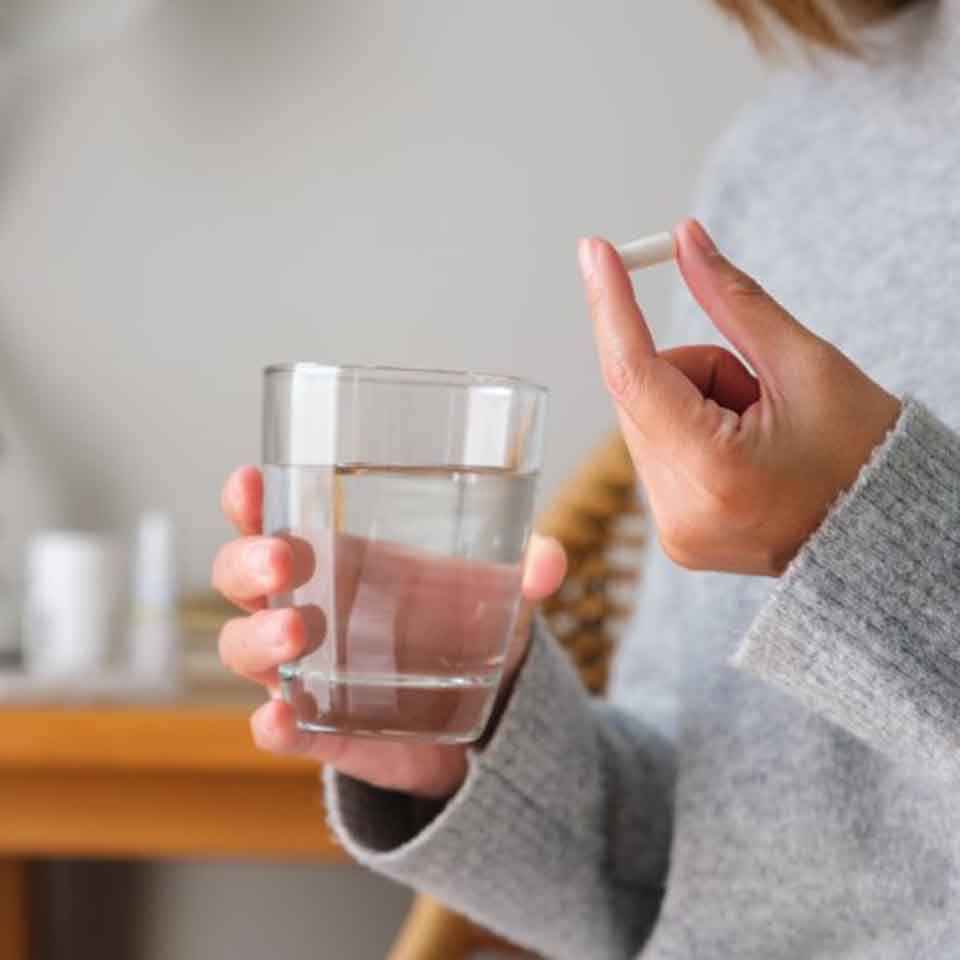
407,749,469,799
779,390,903,573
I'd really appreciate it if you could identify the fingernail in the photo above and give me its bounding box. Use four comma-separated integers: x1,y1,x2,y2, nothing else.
248,542,274,583
578,237,597,283
688,219,718,256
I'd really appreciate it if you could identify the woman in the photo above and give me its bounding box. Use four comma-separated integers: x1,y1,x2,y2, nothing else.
213,0,960,955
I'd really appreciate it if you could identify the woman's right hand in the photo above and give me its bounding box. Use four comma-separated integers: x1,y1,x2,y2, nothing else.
212,466,566,800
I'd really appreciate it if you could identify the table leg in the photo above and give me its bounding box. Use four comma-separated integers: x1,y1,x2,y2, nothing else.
0,859,29,960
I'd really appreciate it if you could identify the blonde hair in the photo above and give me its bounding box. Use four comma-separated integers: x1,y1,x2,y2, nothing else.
715,0,919,51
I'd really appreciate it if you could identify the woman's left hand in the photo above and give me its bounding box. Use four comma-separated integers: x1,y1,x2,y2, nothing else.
579,219,902,577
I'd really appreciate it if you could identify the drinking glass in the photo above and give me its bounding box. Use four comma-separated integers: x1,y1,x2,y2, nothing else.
262,364,547,743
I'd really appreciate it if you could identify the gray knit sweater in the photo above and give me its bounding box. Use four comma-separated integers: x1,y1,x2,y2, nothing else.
325,4,960,956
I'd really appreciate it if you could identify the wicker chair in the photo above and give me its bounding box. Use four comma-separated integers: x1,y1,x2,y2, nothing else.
389,430,645,960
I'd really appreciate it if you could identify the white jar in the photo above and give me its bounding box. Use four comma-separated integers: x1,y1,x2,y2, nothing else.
0,392,63,660
24,532,120,677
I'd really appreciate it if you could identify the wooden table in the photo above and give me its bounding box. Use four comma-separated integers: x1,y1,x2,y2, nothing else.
0,699,345,960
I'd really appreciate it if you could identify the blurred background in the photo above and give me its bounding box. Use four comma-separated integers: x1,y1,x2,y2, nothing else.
0,0,764,956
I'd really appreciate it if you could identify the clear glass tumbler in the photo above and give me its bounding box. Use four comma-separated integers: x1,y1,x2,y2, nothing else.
262,364,547,743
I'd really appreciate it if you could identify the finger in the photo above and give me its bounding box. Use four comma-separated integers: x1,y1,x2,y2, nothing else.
211,536,294,611
218,608,311,686
522,533,567,600
276,533,318,588
675,219,814,385
250,699,320,757
659,345,760,414
221,467,263,536
250,700,466,796
580,235,718,449
503,536,567,679
579,234,656,389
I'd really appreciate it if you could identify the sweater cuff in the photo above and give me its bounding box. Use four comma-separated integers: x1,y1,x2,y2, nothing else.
734,398,960,773
324,618,602,876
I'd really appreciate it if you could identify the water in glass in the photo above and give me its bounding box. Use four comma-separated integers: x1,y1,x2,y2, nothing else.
264,464,536,742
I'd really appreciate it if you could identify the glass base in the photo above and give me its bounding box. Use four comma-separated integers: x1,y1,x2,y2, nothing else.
281,663,499,744
294,718,481,744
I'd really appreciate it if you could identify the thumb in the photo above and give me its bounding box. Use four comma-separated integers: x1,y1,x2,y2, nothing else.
521,532,567,601
675,218,816,385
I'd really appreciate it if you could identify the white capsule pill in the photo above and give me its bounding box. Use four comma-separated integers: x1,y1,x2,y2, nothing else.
616,232,677,272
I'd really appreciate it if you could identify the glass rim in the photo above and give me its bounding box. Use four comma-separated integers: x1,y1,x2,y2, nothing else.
263,362,547,394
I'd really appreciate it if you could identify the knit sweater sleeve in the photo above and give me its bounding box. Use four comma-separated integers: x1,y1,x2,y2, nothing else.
735,398,960,778
324,619,675,960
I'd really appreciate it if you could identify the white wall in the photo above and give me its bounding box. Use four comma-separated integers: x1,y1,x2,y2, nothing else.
1,0,764,956
0,0,764,583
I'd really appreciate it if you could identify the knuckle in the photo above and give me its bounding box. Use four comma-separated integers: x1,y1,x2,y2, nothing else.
658,521,700,571
722,269,766,307
660,535,703,571
273,609,304,656
601,352,642,403
702,400,741,450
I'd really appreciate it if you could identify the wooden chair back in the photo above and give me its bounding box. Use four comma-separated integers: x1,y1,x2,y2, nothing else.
389,431,644,960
